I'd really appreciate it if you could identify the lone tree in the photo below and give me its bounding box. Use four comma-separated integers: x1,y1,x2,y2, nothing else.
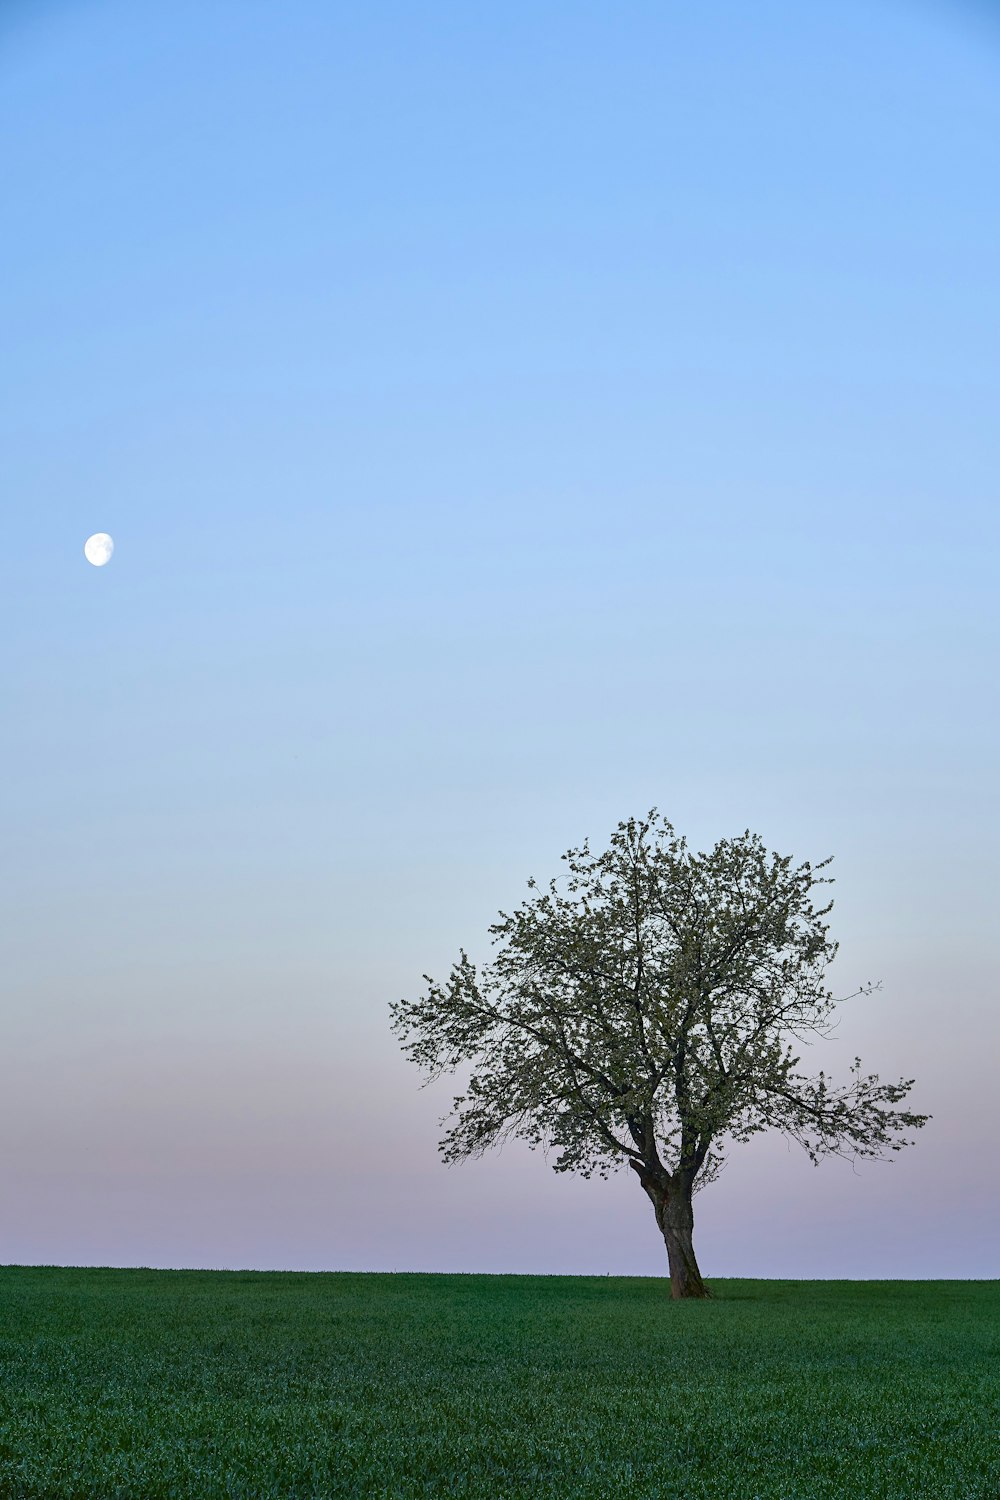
389,811,931,1299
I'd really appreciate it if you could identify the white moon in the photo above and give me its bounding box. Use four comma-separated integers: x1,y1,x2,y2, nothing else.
84,533,114,566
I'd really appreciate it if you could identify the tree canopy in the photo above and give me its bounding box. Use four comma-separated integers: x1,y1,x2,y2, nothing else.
389,811,931,1297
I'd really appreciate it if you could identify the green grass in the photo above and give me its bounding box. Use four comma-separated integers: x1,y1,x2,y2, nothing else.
0,1268,996,1499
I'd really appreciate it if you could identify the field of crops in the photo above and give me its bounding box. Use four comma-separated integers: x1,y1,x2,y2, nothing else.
0,1266,995,1498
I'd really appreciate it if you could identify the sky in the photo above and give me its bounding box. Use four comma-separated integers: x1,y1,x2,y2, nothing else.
2,0,997,1280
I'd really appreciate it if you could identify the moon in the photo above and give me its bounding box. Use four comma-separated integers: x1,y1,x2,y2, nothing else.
84,533,114,567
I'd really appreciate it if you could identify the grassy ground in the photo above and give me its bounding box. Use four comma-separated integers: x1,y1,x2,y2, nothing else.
0,1268,995,1499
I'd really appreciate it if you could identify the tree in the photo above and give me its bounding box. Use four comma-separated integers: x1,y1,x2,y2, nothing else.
389,811,931,1299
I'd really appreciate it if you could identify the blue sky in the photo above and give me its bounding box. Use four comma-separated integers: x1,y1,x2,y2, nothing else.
2,0,997,1276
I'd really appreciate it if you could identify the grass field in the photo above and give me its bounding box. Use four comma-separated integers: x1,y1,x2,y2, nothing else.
0,1267,995,1499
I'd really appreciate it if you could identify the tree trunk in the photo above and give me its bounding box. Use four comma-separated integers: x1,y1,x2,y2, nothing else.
630,1161,712,1299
